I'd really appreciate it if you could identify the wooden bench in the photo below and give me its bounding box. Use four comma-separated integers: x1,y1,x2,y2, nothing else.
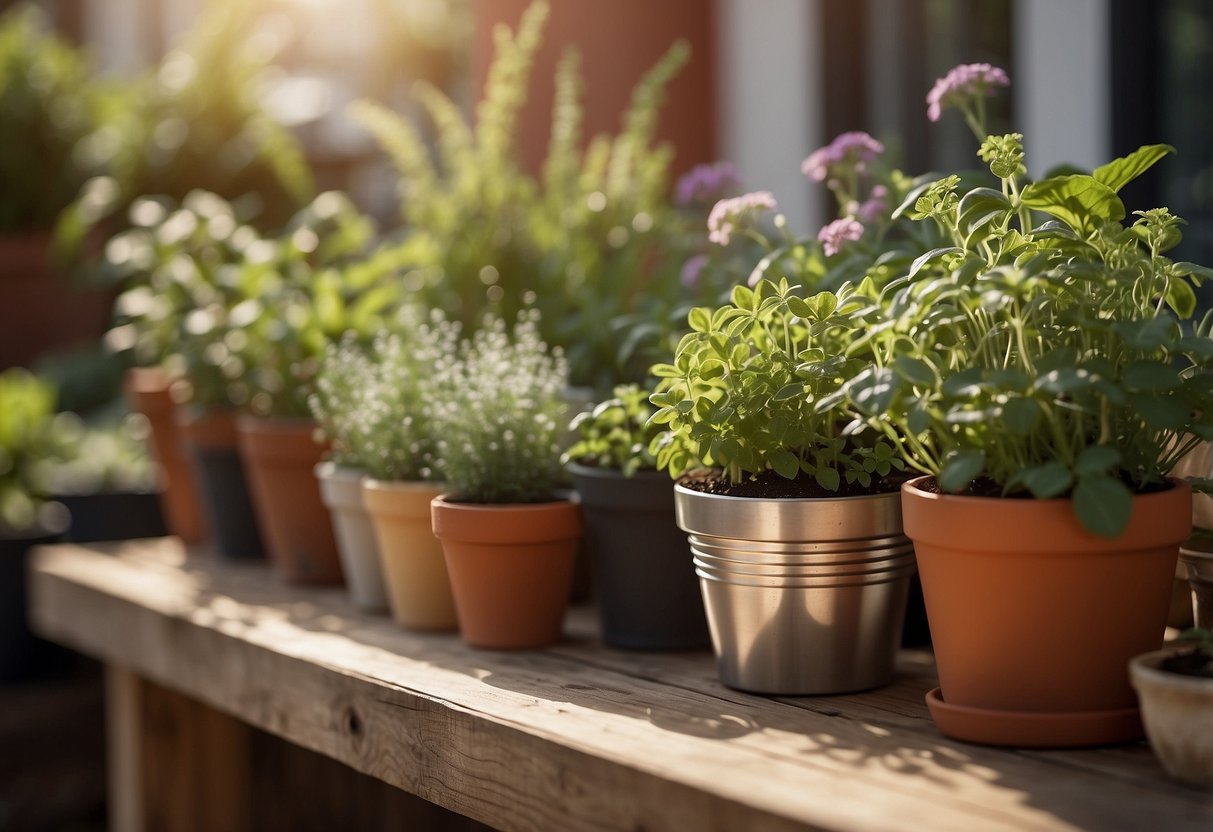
29,539,1213,831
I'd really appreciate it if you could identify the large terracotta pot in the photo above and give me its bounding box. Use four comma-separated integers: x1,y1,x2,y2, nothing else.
176,407,263,559
902,476,1191,748
236,416,342,585
363,480,456,630
315,463,387,611
123,368,207,543
431,496,582,649
0,232,110,369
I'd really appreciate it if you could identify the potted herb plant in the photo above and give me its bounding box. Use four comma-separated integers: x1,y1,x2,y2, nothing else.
0,369,71,680
564,384,708,650
843,65,1213,746
649,274,914,695
233,192,400,586
1174,441,1213,629
352,0,695,394
1130,629,1213,788
106,191,266,557
0,7,112,369
41,413,166,543
429,312,583,649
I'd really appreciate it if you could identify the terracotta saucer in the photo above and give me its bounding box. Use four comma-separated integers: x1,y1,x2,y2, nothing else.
925,688,1144,748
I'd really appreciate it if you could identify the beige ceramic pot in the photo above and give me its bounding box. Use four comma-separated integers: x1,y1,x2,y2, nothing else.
1130,648,1213,789
363,480,456,630
431,496,582,649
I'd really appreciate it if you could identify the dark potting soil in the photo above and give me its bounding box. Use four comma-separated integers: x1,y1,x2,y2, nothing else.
678,469,910,499
1160,648,1213,679
913,475,1176,499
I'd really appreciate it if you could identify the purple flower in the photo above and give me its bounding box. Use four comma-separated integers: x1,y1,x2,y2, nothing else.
707,191,778,246
801,132,885,182
857,185,888,224
675,161,742,207
680,253,709,289
818,218,864,256
926,63,1010,122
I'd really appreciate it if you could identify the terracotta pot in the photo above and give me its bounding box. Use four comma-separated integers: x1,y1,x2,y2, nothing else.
903,476,1191,748
1129,647,1213,789
431,495,582,649
363,480,456,630
176,407,263,559
123,368,207,543
316,463,387,611
236,416,342,585
0,232,111,369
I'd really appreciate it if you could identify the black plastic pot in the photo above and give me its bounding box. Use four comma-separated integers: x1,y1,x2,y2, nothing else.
569,463,709,650
57,491,167,543
1,517,71,682
177,408,264,559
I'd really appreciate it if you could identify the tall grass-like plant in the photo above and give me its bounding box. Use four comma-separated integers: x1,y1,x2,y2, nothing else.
351,0,693,390
430,312,568,503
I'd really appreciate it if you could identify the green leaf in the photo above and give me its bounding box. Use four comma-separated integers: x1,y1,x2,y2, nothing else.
1021,462,1074,499
1073,475,1133,538
1174,262,1213,286
1131,393,1190,430
1074,445,1122,477
814,466,841,492
688,307,712,333
769,449,800,480
699,359,726,381
1001,397,1041,434
650,363,681,379
1166,277,1197,319
1122,361,1181,392
772,382,805,402
1020,175,1126,233
731,284,755,311
939,450,985,493
650,406,678,425
786,296,813,319
1093,144,1175,193
893,356,935,386
909,247,961,278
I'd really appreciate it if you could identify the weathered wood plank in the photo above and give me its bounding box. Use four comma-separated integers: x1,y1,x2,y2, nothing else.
29,540,1213,832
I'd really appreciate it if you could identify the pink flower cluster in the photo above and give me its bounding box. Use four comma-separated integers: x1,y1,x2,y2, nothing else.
707,191,778,246
818,218,864,257
851,185,888,224
675,161,743,207
926,63,1010,122
801,131,885,183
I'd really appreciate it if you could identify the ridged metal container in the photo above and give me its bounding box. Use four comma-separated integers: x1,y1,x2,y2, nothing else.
675,485,915,695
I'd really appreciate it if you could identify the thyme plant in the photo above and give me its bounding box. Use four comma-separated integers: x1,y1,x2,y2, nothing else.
430,312,569,504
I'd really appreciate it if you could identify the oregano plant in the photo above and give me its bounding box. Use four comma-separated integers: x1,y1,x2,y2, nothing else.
648,278,903,492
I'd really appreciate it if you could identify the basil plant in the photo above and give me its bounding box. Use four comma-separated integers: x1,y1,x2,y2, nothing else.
841,136,1213,537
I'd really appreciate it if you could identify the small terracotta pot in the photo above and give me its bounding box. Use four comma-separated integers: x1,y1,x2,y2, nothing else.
316,463,387,611
123,368,207,543
1129,647,1213,789
236,416,342,585
176,407,263,559
431,495,583,649
903,476,1191,748
362,480,456,630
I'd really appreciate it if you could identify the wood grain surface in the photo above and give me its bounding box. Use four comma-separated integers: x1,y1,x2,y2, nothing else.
29,539,1213,832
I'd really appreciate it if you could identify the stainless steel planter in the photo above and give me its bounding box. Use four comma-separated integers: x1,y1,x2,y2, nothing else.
675,485,915,695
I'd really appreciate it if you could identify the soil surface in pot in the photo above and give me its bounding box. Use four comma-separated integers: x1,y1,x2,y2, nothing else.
679,469,908,499
1161,647,1213,678
914,475,1174,499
